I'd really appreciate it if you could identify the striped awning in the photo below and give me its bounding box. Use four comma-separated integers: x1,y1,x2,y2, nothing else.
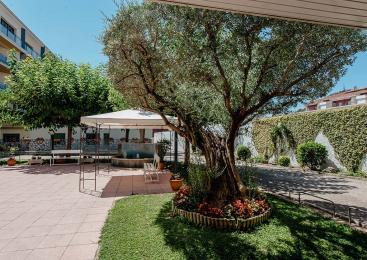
152,0,367,29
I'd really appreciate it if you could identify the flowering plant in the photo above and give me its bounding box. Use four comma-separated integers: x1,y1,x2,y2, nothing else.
232,199,254,218
197,202,224,218
173,185,191,208
173,186,269,219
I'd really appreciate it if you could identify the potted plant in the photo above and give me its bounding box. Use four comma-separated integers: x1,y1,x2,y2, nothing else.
7,147,18,166
157,139,171,170
170,173,183,191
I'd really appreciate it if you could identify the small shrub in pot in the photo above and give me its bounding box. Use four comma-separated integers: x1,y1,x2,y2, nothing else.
278,156,290,167
297,141,327,171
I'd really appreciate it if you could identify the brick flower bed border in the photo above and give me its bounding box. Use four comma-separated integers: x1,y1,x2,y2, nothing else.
172,204,271,231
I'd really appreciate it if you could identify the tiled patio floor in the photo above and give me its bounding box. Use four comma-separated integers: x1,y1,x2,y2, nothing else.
0,165,172,260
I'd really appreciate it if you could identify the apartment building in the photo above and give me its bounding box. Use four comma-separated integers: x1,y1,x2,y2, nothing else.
0,0,49,143
0,1,49,87
305,87,367,111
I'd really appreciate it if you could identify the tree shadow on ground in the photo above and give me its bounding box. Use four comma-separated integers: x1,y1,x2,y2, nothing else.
253,166,357,195
154,195,367,260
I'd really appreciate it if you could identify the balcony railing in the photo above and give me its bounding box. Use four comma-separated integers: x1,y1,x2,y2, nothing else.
0,53,8,66
0,82,6,90
0,23,41,59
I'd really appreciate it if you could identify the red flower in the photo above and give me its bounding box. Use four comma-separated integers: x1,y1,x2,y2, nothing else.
198,202,224,218
232,199,254,218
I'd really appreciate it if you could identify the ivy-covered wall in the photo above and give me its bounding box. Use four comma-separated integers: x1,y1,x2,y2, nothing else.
252,105,367,172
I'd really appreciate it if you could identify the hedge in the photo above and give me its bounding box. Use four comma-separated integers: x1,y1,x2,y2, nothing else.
252,105,367,172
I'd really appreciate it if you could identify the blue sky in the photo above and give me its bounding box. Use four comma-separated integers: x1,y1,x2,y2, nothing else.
3,0,367,95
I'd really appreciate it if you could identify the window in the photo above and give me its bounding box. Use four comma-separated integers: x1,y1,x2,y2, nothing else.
103,133,110,145
86,133,99,144
3,134,20,143
332,99,350,107
356,95,366,105
319,102,327,110
307,105,317,111
53,133,65,145
1,18,15,35
25,42,33,51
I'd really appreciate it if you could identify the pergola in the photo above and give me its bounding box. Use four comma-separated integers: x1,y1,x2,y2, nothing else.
152,0,367,29
79,109,179,191
80,109,173,130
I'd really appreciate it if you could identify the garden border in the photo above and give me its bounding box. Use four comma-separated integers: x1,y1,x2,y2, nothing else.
172,203,271,231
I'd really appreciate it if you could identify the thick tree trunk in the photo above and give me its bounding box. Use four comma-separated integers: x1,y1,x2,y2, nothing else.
196,132,247,207
184,138,190,166
67,126,72,150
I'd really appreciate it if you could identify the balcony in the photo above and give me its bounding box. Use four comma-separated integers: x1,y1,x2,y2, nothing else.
0,53,8,67
0,82,6,90
0,23,40,59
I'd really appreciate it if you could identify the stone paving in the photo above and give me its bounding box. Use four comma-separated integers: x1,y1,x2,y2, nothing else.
0,165,172,260
254,164,367,225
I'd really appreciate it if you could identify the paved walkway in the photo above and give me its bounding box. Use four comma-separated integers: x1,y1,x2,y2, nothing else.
255,165,367,225
0,165,172,260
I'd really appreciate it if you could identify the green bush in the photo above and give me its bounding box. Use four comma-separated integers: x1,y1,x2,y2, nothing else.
297,141,328,171
252,154,267,164
157,139,171,161
237,145,251,161
278,156,290,167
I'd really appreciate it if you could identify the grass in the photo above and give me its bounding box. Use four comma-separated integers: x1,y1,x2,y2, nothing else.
335,171,367,178
99,194,367,260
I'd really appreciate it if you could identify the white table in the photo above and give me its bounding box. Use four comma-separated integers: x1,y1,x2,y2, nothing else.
50,150,81,166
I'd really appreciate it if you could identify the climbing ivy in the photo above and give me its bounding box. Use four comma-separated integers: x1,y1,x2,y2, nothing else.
252,105,367,172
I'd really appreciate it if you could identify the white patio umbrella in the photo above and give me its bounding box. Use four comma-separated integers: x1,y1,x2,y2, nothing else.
80,109,174,129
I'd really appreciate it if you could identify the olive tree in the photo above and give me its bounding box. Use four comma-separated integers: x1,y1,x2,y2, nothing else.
103,2,367,205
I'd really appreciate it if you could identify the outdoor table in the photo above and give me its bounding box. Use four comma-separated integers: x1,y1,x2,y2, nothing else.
50,150,81,166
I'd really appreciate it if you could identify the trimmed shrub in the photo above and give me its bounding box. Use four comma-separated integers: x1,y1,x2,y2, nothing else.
278,156,290,167
297,141,328,171
237,145,251,161
252,154,267,164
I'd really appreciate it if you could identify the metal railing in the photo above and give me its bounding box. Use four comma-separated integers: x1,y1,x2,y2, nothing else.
0,53,8,66
297,191,336,217
0,23,41,59
276,190,367,227
348,206,367,226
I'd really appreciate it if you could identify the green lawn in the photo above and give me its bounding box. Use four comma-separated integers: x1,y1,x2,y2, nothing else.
99,194,367,260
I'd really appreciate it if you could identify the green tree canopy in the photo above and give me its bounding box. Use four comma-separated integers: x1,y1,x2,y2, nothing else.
4,52,128,148
103,2,367,204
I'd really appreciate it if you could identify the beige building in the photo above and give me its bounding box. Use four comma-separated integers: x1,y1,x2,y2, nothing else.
0,1,48,85
306,87,367,111
0,0,49,143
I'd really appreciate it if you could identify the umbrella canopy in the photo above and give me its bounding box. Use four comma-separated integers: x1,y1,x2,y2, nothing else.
80,109,173,129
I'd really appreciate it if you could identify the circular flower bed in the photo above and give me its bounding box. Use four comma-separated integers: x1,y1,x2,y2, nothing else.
172,186,271,231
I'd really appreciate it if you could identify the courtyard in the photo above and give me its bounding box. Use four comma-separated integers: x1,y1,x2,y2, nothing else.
0,165,171,260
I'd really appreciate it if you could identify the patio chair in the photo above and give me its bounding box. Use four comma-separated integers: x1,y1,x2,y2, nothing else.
144,154,160,183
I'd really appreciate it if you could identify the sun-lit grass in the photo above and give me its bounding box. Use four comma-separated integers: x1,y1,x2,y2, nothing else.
99,194,367,260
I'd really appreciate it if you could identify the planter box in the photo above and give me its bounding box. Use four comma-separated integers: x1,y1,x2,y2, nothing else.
172,204,271,231
28,159,43,165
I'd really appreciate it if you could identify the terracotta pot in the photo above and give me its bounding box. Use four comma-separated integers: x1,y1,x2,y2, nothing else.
7,158,16,166
158,162,164,171
170,179,183,191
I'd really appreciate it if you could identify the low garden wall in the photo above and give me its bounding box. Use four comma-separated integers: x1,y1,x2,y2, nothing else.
241,105,367,173
172,205,271,231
